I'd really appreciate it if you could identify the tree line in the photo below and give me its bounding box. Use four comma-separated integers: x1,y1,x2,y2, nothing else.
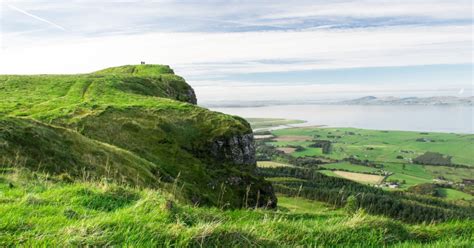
258,166,474,223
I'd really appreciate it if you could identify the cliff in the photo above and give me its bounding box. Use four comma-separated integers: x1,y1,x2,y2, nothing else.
0,64,276,208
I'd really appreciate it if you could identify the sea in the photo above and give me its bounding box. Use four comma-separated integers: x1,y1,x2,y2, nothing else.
210,105,474,134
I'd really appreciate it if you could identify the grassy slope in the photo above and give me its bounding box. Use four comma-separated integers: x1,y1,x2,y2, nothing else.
0,65,273,208
1,171,472,247
0,118,161,188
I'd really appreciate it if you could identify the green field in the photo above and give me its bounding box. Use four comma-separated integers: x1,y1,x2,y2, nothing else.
320,162,381,173
270,127,474,166
259,124,474,196
439,188,474,200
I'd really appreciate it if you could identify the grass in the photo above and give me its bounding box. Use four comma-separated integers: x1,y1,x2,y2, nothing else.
267,126,474,189
0,65,274,208
383,163,434,188
320,162,380,173
292,147,324,157
2,69,473,246
439,188,474,200
425,165,474,182
271,127,474,166
1,170,473,247
319,170,340,178
277,195,343,215
266,177,307,183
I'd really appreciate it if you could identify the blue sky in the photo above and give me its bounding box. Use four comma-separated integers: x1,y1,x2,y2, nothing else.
0,0,472,101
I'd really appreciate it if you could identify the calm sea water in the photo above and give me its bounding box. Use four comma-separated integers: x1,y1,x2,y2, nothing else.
210,105,474,134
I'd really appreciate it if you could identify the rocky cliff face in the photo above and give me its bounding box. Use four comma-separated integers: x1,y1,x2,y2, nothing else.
209,132,277,208
186,87,198,105
210,133,256,165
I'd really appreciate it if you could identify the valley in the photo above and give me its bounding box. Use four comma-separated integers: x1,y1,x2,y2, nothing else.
250,118,474,201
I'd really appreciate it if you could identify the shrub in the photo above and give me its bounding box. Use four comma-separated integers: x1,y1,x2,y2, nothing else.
345,195,359,214
413,152,452,166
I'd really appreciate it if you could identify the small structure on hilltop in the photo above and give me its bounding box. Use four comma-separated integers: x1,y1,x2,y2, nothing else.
141,61,146,64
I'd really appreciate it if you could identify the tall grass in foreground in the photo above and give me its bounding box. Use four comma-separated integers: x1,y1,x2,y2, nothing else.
0,168,472,247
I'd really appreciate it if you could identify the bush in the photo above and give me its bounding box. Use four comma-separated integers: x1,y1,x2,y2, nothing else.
407,183,441,197
345,195,359,214
308,140,332,154
413,152,452,166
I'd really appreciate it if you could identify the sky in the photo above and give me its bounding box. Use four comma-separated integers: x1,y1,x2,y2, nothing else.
0,0,472,102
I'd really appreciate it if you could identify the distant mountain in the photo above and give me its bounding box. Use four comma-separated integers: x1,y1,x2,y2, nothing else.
336,96,474,106
201,96,473,108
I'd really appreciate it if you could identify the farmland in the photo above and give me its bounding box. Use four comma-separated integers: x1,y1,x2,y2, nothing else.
253,120,474,200
331,170,384,184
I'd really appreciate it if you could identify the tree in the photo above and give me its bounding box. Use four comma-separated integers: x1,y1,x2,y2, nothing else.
345,195,358,214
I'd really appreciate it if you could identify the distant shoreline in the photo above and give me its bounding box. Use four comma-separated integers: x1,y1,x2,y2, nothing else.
212,104,474,134
201,96,474,108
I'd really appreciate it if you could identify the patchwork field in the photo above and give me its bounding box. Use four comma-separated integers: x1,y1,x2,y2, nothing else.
254,120,474,200
270,127,474,166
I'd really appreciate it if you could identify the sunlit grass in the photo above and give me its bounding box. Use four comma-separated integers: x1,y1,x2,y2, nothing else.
1,170,472,247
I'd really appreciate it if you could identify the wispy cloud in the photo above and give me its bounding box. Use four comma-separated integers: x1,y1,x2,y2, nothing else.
2,1,471,36
6,4,66,31
1,25,470,74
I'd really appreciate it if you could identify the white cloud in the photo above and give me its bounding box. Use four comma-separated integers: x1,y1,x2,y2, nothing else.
260,0,472,20
1,25,471,76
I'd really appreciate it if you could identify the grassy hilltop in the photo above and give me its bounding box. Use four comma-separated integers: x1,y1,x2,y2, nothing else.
0,64,275,208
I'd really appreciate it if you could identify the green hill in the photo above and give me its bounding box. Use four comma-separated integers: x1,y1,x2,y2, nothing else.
0,64,276,208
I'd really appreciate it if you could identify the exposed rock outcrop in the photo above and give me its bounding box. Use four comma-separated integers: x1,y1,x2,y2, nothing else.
186,87,197,105
210,133,256,166
209,132,277,208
